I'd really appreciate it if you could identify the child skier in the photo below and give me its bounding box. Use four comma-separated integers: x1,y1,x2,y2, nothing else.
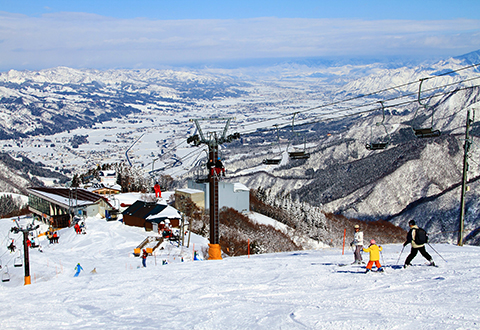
363,239,383,273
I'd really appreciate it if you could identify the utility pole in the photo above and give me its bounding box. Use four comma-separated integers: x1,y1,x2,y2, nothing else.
187,118,240,259
458,109,474,246
11,218,39,285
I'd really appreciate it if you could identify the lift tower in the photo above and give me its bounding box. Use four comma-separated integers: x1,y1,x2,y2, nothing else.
187,117,240,259
11,218,39,285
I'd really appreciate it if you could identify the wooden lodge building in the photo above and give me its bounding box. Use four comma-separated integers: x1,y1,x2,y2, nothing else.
27,187,115,228
122,200,181,232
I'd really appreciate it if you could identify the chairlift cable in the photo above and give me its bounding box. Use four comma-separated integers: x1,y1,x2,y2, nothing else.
238,64,480,133
238,82,480,137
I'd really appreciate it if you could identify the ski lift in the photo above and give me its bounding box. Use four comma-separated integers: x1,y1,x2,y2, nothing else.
365,101,391,150
14,256,22,268
193,156,210,183
412,78,441,138
262,125,282,165
288,113,310,160
2,266,10,282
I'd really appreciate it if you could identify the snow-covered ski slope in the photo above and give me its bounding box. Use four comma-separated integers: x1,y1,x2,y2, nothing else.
0,216,479,330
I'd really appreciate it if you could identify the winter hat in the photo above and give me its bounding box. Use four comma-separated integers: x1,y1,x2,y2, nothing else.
370,239,376,245
354,225,359,229
408,220,416,226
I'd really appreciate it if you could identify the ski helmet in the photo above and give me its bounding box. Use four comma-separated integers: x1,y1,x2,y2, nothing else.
370,239,376,245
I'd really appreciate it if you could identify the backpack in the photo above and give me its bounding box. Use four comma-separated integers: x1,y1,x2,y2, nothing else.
414,228,428,245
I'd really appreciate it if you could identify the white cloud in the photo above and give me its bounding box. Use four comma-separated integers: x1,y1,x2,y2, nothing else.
0,12,479,70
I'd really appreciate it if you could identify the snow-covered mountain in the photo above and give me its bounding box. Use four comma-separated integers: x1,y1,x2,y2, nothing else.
1,50,480,245
0,67,247,139
223,84,480,245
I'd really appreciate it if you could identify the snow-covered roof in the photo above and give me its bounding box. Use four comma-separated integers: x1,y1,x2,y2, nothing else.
146,205,181,221
88,183,122,192
233,183,249,192
27,187,107,208
99,170,116,177
176,188,204,194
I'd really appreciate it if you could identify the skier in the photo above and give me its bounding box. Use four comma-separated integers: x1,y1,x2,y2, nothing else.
363,239,383,273
154,182,162,198
350,224,364,264
7,240,15,253
74,222,80,234
74,263,84,277
80,222,86,234
141,249,148,267
46,231,53,244
403,220,435,268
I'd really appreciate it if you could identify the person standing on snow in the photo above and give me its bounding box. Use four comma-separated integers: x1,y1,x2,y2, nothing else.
74,263,84,277
154,182,162,198
363,239,383,273
350,224,364,264
141,249,148,267
403,220,435,268
74,222,80,234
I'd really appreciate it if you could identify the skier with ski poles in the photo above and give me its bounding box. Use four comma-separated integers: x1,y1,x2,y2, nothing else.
403,220,435,268
363,239,384,273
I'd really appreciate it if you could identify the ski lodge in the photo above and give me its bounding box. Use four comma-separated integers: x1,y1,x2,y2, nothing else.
27,187,115,228
122,200,181,232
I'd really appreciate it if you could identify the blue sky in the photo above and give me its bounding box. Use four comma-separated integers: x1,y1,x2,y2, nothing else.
0,0,479,70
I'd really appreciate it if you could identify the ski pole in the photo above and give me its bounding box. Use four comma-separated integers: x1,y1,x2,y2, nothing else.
396,245,405,265
380,249,386,267
428,243,447,263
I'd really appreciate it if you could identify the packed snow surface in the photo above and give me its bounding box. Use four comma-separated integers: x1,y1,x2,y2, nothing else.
0,216,479,330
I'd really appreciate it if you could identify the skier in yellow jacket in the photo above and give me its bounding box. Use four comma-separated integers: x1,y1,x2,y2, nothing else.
363,239,384,273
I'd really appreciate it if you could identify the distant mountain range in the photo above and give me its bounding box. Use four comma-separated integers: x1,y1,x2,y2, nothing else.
1,49,480,245
0,50,478,140
0,67,248,139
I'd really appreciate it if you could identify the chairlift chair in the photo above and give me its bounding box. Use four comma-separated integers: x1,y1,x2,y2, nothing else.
288,151,311,159
262,158,282,165
288,113,311,160
412,78,441,138
2,266,10,282
14,256,22,268
194,159,210,183
262,125,283,165
365,101,391,150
